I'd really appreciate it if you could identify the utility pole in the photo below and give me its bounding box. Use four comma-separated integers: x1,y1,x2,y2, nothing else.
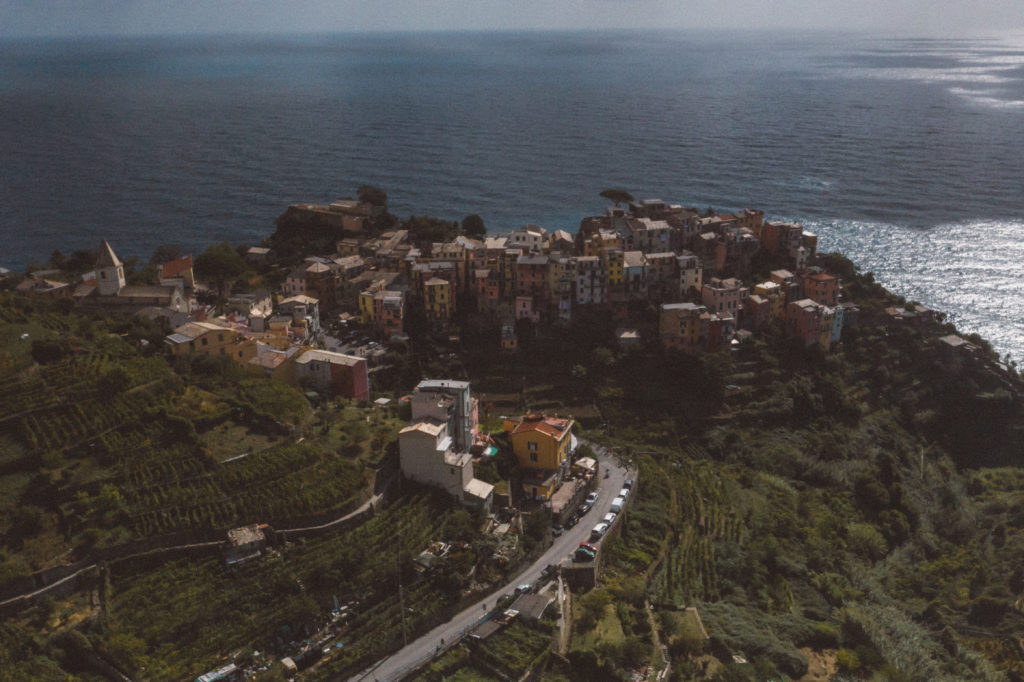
396,525,408,647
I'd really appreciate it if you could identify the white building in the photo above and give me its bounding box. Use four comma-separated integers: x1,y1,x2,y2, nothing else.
400,379,492,509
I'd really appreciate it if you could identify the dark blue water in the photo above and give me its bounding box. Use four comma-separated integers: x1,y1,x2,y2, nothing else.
2,31,1023,359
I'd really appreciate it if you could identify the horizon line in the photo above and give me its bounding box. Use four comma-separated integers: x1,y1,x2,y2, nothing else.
2,26,1021,43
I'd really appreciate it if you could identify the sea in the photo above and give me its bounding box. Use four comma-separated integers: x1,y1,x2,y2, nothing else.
1,30,1023,361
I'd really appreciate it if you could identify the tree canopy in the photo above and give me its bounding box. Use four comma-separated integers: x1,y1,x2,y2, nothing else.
194,242,246,298
357,185,388,207
600,188,635,206
462,214,486,239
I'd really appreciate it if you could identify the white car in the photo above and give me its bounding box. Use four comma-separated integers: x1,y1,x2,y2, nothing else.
603,512,617,525
585,491,599,505
590,522,609,540
619,487,630,499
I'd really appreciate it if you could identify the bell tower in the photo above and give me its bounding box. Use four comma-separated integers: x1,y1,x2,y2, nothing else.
95,240,125,296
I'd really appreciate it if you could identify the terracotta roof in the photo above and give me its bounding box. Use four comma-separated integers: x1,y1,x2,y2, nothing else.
159,254,193,279
512,414,572,439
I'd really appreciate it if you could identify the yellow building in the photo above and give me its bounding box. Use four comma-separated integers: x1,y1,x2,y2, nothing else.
753,281,786,321
358,289,376,324
601,248,624,286
423,277,453,323
501,249,519,298
507,414,575,500
164,321,256,363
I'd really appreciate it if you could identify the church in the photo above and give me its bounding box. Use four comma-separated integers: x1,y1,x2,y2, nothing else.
74,240,189,313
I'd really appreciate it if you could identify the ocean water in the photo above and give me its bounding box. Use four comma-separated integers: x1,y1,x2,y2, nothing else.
1,31,1022,360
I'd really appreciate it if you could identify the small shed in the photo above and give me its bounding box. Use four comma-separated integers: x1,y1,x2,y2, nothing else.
224,524,266,566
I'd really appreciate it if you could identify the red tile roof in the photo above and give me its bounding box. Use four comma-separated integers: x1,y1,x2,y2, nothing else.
160,255,193,279
512,414,572,439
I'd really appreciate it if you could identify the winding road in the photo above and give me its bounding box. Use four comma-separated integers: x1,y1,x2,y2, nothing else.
351,441,630,681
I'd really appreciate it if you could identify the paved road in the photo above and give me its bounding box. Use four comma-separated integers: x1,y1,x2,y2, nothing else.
352,442,630,681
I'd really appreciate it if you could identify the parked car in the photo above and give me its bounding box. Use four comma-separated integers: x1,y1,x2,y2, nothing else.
619,487,630,499
578,541,598,553
585,491,599,505
603,512,617,525
552,523,564,537
574,546,596,562
540,563,559,580
624,478,634,489
515,583,532,596
590,522,609,540
610,496,625,513
565,513,579,528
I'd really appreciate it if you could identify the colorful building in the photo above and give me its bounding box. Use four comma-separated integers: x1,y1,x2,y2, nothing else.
293,349,369,400
660,302,705,352
802,271,840,307
507,414,576,500
423,277,454,324
165,321,256,362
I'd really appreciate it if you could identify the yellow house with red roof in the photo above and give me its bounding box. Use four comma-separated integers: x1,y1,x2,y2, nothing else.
506,414,576,500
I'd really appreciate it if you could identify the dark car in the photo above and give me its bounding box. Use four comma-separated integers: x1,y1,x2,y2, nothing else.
552,523,564,537
624,478,634,489
574,546,596,562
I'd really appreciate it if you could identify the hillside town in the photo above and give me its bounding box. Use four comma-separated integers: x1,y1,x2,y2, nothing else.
4,191,1024,682
9,193,858,409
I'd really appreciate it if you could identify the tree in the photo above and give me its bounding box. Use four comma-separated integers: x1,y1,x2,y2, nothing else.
66,249,98,272
600,188,634,206
194,241,246,298
462,214,486,239
149,244,182,265
357,184,388,207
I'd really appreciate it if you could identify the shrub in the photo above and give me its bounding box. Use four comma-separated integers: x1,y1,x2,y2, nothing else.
846,523,888,561
836,648,861,672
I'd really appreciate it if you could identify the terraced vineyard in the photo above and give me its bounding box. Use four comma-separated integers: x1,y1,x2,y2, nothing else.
0,296,377,561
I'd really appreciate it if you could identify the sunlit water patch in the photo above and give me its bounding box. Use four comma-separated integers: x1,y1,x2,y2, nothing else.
810,218,1024,363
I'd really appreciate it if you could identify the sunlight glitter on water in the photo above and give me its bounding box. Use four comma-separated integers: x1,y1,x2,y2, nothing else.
811,218,1024,363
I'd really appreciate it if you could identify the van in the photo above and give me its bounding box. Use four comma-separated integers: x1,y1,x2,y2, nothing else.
610,496,625,513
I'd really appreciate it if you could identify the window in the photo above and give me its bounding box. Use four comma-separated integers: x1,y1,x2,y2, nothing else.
201,338,208,346
528,441,538,451
218,334,224,342
530,452,538,462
